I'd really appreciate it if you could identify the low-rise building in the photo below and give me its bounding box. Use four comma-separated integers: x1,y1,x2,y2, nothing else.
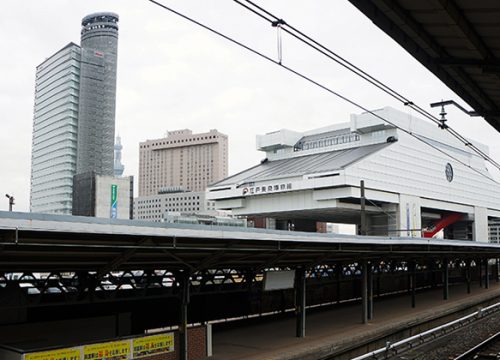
133,188,216,222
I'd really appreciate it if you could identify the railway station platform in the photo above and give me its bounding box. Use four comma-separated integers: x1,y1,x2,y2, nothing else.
2,212,500,360
210,282,500,360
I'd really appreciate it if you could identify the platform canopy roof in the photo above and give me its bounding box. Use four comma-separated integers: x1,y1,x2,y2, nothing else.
348,0,500,132
0,212,499,272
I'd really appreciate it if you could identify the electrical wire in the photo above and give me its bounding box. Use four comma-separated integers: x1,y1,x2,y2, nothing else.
362,199,442,235
234,0,500,171
146,0,499,185
365,199,397,222
236,0,500,168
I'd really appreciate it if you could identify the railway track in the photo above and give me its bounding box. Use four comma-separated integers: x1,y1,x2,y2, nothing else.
349,302,500,360
454,331,500,360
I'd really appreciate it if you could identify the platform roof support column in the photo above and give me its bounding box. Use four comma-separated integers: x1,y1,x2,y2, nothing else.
362,260,368,324
179,271,190,360
473,206,488,242
496,259,499,283
360,180,367,236
280,290,286,314
410,261,416,308
368,262,373,320
466,259,471,294
295,267,306,338
479,258,483,288
430,259,436,289
485,259,490,289
376,270,381,298
336,262,342,304
443,259,449,300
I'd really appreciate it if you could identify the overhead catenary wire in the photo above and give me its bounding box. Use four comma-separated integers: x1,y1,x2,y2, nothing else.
365,198,397,222
364,199,428,235
233,0,500,171
236,0,500,169
146,0,500,185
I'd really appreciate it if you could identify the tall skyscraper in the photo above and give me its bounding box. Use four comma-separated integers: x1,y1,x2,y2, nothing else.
30,43,81,214
77,13,119,176
138,129,228,196
30,12,119,214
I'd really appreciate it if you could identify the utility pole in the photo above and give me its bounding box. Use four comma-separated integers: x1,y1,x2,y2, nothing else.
360,180,367,236
5,194,14,212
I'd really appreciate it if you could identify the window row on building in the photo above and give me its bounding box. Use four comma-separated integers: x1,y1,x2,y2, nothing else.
295,133,360,152
133,191,217,222
140,134,221,148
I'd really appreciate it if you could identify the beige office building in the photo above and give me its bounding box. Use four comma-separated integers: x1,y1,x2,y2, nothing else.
139,129,228,196
134,190,217,222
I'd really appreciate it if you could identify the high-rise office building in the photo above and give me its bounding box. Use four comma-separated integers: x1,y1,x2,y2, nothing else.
30,12,119,214
77,13,119,176
138,129,228,196
30,43,81,214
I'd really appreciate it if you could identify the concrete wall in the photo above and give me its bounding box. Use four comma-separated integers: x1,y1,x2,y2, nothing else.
0,348,21,360
474,206,488,242
346,131,500,212
0,315,120,350
126,327,207,360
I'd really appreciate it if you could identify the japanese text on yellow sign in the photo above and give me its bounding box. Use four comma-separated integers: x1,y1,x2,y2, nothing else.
24,347,80,360
83,340,130,360
132,333,174,358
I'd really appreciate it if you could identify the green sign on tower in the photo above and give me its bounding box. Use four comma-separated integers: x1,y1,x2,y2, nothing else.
111,184,118,218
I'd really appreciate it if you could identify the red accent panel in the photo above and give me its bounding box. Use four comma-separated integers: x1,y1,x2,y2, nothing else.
423,212,463,238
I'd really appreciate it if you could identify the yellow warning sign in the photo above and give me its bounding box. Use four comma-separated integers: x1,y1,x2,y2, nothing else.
132,333,174,358
24,347,80,360
83,340,130,360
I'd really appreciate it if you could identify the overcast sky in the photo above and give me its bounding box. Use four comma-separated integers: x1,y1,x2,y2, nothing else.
1,0,500,212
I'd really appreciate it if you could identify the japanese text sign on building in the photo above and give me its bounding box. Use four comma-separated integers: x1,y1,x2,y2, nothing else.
24,347,80,360
132,333,174,358
83,340,130,360
242,182,292,196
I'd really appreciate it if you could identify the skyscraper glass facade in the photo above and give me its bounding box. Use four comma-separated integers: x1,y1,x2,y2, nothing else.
77,13,119,176
30,43,81,214
30,12,119,214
